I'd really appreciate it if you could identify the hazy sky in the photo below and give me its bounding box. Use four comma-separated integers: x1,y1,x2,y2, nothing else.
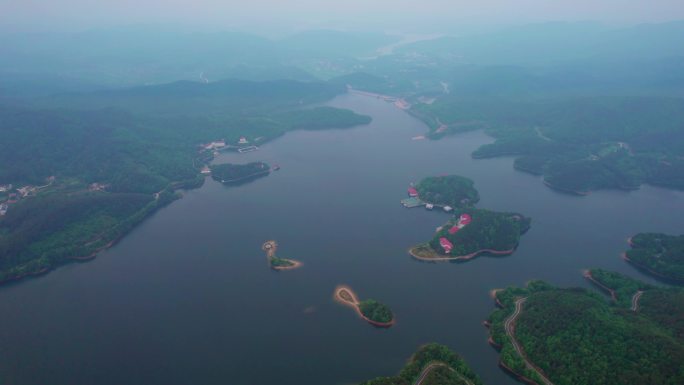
2,0,683,33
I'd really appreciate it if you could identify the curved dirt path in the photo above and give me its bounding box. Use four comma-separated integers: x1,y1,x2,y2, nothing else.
505,298,555,385
413,362,474,385
409,247,514,262
631,290,644,312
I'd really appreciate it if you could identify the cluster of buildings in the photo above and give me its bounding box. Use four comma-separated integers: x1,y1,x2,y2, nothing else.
203,140,227,151
439,213,474,254
0,177,56,216
88,183,108,192
202,137,251,152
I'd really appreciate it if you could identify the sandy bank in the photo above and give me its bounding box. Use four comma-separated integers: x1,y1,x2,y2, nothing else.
409,245,514,262
333,285,394,328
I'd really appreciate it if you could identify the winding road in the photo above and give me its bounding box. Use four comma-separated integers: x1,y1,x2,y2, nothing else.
631,290,644,312
504,298,555,385
413,362,474,385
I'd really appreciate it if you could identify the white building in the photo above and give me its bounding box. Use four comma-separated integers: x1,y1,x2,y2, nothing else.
204,140,226,150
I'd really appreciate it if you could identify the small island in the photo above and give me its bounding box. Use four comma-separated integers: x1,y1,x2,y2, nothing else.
623,233,684,283
261,240,302,271
334,285,394,327
410,208,531,262
417,174,480,208
211,161,271,184
360,343,484,385
487,271,684,385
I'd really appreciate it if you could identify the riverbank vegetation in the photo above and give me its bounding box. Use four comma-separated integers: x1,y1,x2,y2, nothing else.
488,272,684,385
0,189,177,282
358,299,394,324
360,343,483,385
626,233,684,282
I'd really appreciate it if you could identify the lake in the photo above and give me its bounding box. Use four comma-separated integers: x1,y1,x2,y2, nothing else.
0,92,683,385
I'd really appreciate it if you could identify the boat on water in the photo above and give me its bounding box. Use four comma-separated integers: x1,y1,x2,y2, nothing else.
272,164,281,171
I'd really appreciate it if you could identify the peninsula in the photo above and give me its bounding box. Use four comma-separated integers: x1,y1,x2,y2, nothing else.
333,285,394,327
211,162,271,185
623,233,684,283
261,240,302,271
487,271,684,385
360,343,483,385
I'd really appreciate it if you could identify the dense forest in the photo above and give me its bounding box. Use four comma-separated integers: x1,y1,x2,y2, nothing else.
211,162,271,184
415,175,480,207
0,189,177,282
488,271,684,385
269,256,295,268
358,299,394,324
0,79,372,283
360,343,483,385
626,232,684,282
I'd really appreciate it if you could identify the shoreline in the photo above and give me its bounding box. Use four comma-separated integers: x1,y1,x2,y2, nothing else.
262,240,302,271
622,253,684,284
0,192,177,286
409,244,515,262
333,285,395,328
486,292,545,385
271,258,303,271
623,236,684,284
542,180,589,196
582,270,617,301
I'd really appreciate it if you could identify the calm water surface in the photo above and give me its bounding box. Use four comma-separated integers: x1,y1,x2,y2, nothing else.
0,93,683,385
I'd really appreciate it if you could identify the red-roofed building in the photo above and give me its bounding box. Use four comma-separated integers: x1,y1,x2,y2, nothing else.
448,225,460,234
439,237,453,253
459,214,472,226
408,187,418,197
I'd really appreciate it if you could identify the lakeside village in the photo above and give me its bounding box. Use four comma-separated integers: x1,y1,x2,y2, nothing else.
0,176,57,217
1,135,270,217
401,184,473,255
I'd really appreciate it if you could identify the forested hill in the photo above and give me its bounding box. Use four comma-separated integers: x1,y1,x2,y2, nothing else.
44,79,346,116
488,272,684,385
411,95,684,193
0,78,370,284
